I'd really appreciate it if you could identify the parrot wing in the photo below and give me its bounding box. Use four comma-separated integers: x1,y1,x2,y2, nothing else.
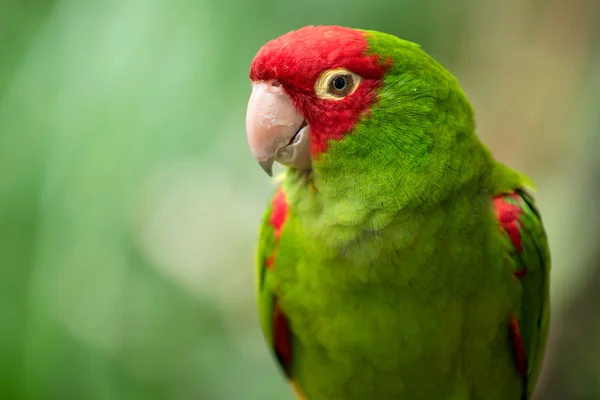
493,190,551,399
256,186,295,379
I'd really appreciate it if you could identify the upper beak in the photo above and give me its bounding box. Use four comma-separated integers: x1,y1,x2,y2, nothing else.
245,81,312,176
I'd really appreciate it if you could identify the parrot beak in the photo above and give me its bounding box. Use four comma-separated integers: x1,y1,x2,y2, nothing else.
246,81,312,176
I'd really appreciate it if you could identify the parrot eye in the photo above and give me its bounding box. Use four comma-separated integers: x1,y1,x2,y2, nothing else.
329,75,353,96
314,68,362,100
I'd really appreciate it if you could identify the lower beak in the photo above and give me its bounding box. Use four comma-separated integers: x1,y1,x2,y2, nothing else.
245,81,312,176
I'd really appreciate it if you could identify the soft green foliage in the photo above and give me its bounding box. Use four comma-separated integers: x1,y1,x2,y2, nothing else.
256,30,549,399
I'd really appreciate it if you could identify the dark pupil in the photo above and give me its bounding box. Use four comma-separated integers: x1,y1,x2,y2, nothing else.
333,76,348,91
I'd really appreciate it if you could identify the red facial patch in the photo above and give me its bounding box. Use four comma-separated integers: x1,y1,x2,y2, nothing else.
250,25,391,155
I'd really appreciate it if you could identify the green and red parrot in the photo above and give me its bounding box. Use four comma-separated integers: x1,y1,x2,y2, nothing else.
244,25,550,400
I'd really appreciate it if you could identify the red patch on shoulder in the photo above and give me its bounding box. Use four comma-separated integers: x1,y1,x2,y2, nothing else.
265,254,275,270
273,301,293,376
249,26,391,155
493,193,524,252
270,188,289,239
509,316,528,378
264,187,289,271
513,267,527,279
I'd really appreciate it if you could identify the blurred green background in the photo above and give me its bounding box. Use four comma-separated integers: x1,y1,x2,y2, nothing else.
1,0,599,399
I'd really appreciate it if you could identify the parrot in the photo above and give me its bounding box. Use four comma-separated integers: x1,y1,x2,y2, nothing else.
244,25,550,400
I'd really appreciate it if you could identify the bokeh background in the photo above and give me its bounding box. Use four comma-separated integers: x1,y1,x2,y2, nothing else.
1,0,599,399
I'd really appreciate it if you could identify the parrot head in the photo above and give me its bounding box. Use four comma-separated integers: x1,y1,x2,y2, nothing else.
246,25,390,176
246,25,485,209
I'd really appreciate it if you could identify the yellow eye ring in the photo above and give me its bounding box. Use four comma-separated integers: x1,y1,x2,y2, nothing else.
314,68,362,100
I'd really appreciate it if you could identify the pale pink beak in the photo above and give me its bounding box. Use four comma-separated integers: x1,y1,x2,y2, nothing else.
245,81,312,176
